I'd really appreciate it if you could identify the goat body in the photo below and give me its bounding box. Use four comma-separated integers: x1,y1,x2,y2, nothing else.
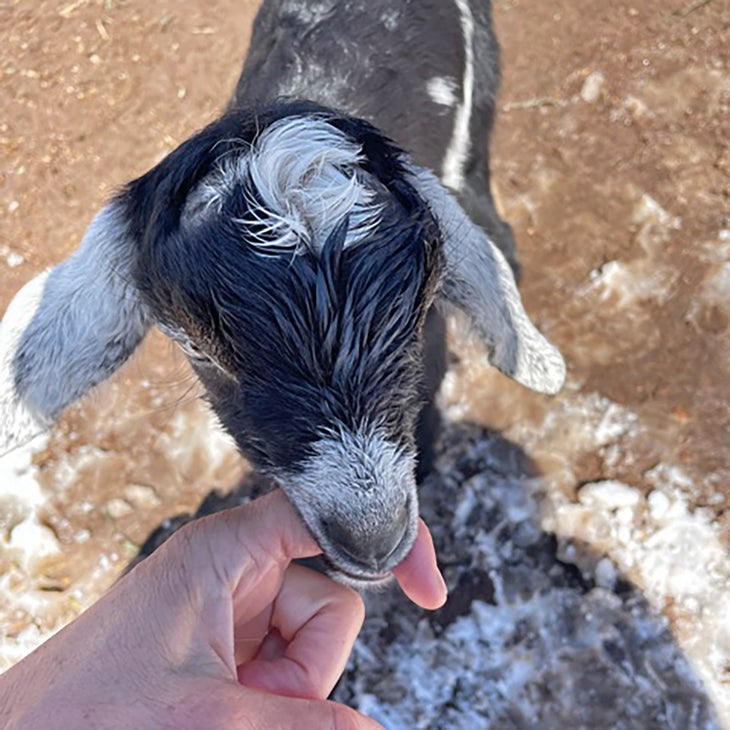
0,0,565,586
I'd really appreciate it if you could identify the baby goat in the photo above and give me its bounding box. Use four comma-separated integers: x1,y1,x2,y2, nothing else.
0,0,565,587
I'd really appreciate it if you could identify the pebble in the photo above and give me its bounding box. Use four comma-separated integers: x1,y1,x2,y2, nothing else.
647,490,671,520
579,480,641,509
581,71,605,103
595,556,618,589
105,498,133,519
123,484,162,510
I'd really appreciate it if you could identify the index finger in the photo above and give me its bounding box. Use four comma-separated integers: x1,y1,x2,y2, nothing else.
237,563,365,699
165,489,324,631
202,489,323,581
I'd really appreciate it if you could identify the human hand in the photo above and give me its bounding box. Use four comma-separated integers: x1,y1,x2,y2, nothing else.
0,489,447,729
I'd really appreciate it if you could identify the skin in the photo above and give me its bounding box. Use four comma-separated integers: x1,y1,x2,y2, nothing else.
0,489,447,729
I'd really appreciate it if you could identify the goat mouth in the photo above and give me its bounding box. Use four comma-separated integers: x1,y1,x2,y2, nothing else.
332,568,394,590
319,554,393,586
338,567,391,583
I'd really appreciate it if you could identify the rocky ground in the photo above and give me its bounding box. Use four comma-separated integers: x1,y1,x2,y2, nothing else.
1,0,728,727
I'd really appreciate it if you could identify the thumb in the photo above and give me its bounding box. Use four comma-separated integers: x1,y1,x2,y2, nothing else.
204,488,322,569
153,489,321,598
212,684,384,730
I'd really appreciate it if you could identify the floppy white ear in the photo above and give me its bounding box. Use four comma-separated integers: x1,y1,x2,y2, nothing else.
0,202,150,453
408,166,566,394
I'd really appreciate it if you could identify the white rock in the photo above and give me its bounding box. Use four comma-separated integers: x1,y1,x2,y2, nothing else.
105,498,133,519
123,484,162,510
8,519,60,560
647,490,671,520
595,556,617,589
6,252,24,268
581,71,605,103
579,480,641,509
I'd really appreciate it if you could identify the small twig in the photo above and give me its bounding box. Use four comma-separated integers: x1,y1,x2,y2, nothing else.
95,18,110,41
58,0,87,18
502,97,565,112
673,0,713,17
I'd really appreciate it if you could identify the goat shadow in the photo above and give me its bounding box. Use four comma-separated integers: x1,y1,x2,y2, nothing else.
128,422,721,730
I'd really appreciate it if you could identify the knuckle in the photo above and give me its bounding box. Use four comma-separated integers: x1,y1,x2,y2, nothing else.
334,585,366,623
329,702,364,730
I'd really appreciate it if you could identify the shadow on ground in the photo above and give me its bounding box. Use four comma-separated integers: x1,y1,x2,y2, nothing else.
129,423,720,730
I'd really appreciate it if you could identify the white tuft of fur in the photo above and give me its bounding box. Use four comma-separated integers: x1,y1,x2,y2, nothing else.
191,117,385,256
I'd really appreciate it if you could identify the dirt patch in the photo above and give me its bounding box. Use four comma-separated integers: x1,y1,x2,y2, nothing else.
488,0,729,501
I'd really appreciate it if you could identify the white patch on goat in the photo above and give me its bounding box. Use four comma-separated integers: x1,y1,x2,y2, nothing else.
381,8,400,31
441,0,475,192
427,76,459,108
289,4,331,26
193,118,384,256
277,426,419,576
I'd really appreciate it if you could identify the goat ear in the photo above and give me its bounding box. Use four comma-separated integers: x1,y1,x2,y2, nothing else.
408,166,566,394
0,201,150,452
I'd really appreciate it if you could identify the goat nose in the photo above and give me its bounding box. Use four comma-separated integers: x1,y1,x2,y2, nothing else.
328,520,407,571
325,508,409,572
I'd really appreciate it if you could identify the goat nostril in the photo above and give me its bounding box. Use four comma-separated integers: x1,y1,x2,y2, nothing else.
323,511,409,572
380,523,409,564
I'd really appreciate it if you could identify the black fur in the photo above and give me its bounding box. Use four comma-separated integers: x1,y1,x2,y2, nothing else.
123,106,443,472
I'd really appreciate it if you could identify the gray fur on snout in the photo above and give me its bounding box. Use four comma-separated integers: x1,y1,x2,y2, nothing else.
277,427,419,584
